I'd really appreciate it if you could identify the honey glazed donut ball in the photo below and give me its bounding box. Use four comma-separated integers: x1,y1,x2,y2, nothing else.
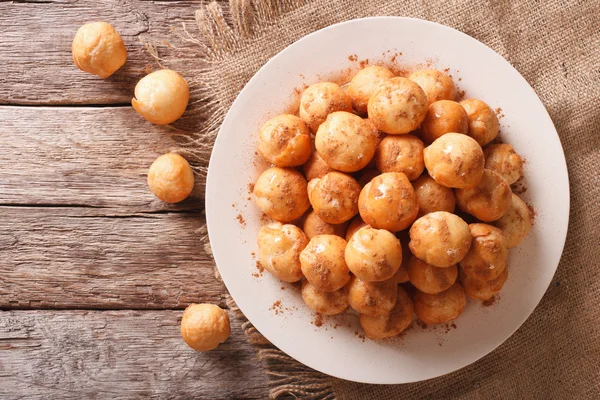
180,304,230,351
347,275,397,316
147,153,194,203
413,283,467,325
257,222,309,282
299,82,353,132
409,211,472,268
423,132,485,189
302,210,348,239
460,267,508,301
303,152,334,181
358,172,419,232
258,114,312,167
345,215,368,241
409,69,456,105
456,169,512,222
315,112,379,172
412,174,456,217
360,286,414,339
493,193,533,248
345,226,403,282
367,77,428,135
407,256,458,295
347,65,395,114
299,235,351,292
253,167,310,222
301,280,349,315
483,144,524,185
132,70,190,125
459,99,500,146
308,172,361,224
374,135,425,180
72,22,127,78
420,100,469,144
460,224,508,281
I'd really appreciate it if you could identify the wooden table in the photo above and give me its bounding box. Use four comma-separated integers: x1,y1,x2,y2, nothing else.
0,1,270,398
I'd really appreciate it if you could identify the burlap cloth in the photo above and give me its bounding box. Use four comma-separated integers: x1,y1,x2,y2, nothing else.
162,0,599,398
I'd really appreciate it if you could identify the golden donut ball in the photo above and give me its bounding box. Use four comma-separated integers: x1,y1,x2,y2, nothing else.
316,112,379,172
303,152,334,181
409,211,472,268
360,287,414,339
345,226,403,282
347,66,395,114
456,169,512,221
407,256,458,295
258,114,312,167
72,22,127,78
132,70,190,125
413,283,467,325
423,132,484,189
257,222,309,282
347,275,397,316
253,167,310,222
367,77,428,135
409,69,456,105
459,99,500,146
301,280,349,315
460,223,508,281
420,100,469,144
345,215,368,241
358,172,419,232
374,134,425,180
493,193,532,248
299,235,351,292
302,210,348,239
483,143,524,185
460,267,508,301
308,172,360,224
393,232,412,284
412,174,456,216
147,153,194,203
180,304,230,351
299,82,353,132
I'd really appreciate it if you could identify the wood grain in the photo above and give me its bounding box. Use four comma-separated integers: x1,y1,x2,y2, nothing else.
0,309,269,399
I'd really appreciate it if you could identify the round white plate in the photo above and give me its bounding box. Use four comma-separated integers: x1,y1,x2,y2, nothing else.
205,17,569,384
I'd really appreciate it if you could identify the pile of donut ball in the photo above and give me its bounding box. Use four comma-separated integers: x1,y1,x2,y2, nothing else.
253,65,532,340
72,22,229,352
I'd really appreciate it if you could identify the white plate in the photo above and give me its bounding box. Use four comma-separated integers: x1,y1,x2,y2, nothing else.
205,17,569,384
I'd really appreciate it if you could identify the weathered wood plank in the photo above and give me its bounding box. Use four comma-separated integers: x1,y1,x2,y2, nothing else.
0,309,269,399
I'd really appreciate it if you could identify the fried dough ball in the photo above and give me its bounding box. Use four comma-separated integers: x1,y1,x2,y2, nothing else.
180,304,230,351
308,172,360,224
393,231,411,284
301,280,349,315
420,100,469,144
345,215,368,241
412,174,456,216
409,211,472,268
347,275,397,316
460,267,508,301
299,82,353,132
407,256,458,295
374,135,425,180
299,235,351,292
257,222,309,282
347,66,395,114
315,112,379,172
345,226,403,282
493,193,533,248
72,22,127,78
257,114,311,167
423,132,484,189
456,169,512,221
408,70,456,105
302,210,348,239
132,70,190,125
147,153,194,203
303,152,334,181
459,99,500,146
483,144,524,185
460,224,508,281
413,283,467,325
360,287,414,339
367,77,428,134
253,167,310,222
358,172,419,232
